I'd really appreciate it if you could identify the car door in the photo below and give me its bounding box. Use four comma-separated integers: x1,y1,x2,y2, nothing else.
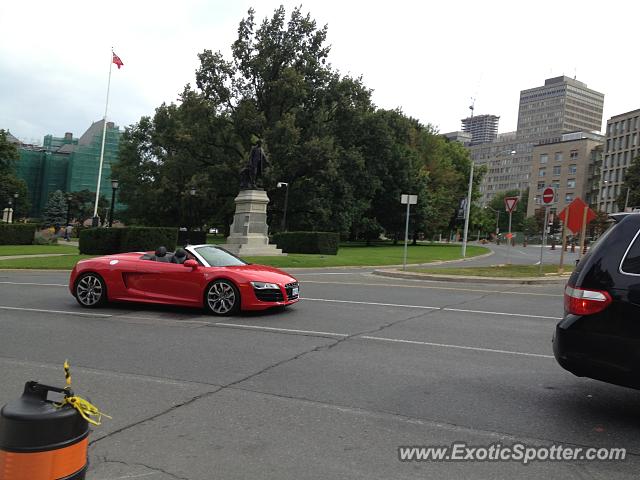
124,260,204,305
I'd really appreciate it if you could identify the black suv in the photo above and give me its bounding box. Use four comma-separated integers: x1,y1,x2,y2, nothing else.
553,212,640,389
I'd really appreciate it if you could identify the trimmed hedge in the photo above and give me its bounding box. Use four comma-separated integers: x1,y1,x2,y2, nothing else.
79,227,178,254
272,231,339,255
0,224,36,245
177,230,207,246
119,227,178,253
78,228,122,255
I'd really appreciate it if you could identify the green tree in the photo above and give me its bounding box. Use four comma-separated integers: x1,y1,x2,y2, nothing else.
488,189,528,233
0,130,29,220
68,189,108,224
114,6,481,240
616,156,640,210
0,130,19,176
43,190,68,227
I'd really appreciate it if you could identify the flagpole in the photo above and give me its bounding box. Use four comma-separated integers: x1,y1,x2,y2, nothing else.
92,49,114,226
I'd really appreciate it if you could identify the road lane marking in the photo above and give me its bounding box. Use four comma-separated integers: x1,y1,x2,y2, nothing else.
301,298,561,320
294,272,357,275
214,322,348,337
0,305,112,317
300,280,563,297
302,297,440,310
444,307,561,320
0,279,564,298
360,336,554,359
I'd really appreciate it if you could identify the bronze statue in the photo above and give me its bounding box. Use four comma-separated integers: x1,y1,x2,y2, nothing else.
240,140,268,189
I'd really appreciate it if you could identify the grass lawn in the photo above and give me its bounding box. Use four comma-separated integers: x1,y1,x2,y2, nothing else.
243,244,488,268
0,254,95,269
206,234,226,245
0,243,488,270
409,264,574,278
0,244,80,256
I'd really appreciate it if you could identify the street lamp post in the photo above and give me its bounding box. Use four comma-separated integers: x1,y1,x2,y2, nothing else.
461,162,474,258
12,193,18,223
486,206,500,239
277,182,289,231
624,186,631,211
66,194,73,226
108,179,119,228
189,188,197,229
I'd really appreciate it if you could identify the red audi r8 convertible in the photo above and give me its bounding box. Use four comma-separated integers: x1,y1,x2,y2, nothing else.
69,245,299,315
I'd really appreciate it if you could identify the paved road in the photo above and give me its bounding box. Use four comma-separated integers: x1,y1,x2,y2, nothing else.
0,269,638,479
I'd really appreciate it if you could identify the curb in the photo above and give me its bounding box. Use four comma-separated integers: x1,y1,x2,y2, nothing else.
285,249,496,271
372,268,570,285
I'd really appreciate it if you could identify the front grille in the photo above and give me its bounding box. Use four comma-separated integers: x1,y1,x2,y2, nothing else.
254,288,284,302
285,282,299,300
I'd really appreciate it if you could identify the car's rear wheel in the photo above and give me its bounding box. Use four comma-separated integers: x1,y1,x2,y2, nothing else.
205,279,240,316
74,273,107,308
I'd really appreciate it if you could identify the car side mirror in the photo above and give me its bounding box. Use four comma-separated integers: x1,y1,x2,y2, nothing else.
183,259,199,270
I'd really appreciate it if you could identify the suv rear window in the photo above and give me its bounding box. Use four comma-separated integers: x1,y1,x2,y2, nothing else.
621,229,640,274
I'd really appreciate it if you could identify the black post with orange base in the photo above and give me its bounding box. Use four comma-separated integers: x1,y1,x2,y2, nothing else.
0,382,89,480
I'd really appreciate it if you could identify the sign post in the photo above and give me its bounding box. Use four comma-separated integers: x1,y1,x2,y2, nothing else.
539,187,555,275
401,194,418,271
557,198,597,263
504,196,519,264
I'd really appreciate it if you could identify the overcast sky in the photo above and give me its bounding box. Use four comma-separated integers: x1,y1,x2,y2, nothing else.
1,1,638,144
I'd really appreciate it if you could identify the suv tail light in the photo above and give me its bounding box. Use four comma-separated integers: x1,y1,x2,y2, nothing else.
564,285,612,315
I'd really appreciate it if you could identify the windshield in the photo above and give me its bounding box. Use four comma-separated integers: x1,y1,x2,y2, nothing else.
192,246,247,267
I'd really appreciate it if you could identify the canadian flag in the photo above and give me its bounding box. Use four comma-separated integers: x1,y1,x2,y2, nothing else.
112,52,124,69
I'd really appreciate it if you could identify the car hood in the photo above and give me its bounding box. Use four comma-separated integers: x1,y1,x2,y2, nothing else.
218,264,297,284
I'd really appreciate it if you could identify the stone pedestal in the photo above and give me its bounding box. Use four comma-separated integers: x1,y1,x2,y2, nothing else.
224,189,284,256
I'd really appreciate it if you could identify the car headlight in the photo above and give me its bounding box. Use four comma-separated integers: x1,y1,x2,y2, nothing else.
251,281,279,290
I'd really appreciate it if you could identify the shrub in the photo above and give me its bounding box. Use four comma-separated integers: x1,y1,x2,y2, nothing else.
0,224,36,245
79,227,178,255
272,231,339,255
119,227,178,252
177,230,207,246
79,228,123,254
34,230,59,245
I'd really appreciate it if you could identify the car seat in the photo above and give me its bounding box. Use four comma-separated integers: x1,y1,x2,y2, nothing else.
172,248,187,264
154,246,170,262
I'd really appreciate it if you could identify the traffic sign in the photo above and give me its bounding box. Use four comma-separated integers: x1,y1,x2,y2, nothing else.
401,194,417,205
558,198,596,234
504,196,519,213
542,187,555,205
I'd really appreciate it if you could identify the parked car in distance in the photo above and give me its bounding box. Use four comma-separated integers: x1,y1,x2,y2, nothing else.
70,245,299,316
553,212,640,389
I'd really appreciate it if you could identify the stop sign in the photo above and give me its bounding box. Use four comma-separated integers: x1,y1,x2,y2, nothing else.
542,187,555,205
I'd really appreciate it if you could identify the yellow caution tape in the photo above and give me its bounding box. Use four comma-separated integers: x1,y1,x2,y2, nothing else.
56,395,112,426
56,361,111,426
64,359,71,387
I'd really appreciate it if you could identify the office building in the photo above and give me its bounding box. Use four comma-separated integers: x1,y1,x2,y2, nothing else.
527,132,603,217
598,109,640,213
470,76,604,205
461,114,499,145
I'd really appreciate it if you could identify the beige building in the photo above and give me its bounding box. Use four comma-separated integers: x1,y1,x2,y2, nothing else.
598,109,640,213
470,76,604,206
527,132,603,217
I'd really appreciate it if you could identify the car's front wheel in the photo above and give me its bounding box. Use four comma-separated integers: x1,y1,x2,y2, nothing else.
205,280,240,316
74,273,107,308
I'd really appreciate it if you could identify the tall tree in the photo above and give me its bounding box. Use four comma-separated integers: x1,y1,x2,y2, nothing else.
114,6,481,240
43,190,68,227
0,129,29,220
616,156,640,210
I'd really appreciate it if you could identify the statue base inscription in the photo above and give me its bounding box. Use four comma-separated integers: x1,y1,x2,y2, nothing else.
224,189,284,256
